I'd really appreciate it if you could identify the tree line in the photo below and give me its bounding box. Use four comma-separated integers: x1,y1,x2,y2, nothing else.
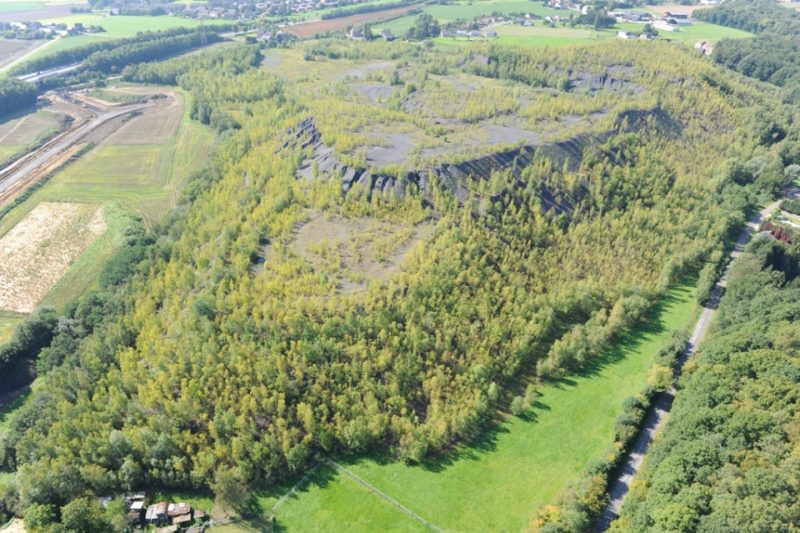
696,0,800,90
613,237,800,532
0,78,37,120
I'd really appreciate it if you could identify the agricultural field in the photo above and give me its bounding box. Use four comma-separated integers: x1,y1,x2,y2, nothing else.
0,0,77,22
1,87,213,226
0,108,66,163
38,14,222,38
283,6,417,37
236,281,698,532
0,201,104,313
0,38,46,70
0,86,215,311
14,33,110,66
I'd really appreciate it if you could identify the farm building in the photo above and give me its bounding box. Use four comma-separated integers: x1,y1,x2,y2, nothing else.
146,502,170,524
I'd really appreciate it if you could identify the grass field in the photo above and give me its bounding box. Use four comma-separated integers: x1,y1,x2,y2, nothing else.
233,280,698,532
0,315,22,346
0,1,43,12
618,21,753,44
0,109,64,163
39,14,228,38
14,34,110,67
427,20,752,49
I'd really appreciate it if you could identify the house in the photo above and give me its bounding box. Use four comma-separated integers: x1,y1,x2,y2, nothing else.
695,40,714,55
654,19,678,32
618,30,634,40
167,502,191,519
469,29,482,38
146,502,169,524
348,26,364,40
485,30,498,38
664,12,691,25
441,28,455,37
380,28,394,40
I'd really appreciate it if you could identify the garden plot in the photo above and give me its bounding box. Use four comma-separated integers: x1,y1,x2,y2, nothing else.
0,202,105,313
293,213,435,293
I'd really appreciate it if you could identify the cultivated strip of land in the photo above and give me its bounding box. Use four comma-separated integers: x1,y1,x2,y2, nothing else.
595,188,800,531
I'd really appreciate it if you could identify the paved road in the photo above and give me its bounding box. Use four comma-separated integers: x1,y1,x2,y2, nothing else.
17,62,81,83
595,189,799,532
0,101,153,195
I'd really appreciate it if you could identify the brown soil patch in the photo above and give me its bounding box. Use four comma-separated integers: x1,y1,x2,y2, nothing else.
283,6,416,37
0,202,105,313
293,212,435,293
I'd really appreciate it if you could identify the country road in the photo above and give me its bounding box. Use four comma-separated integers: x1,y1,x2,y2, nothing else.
595,188,800,532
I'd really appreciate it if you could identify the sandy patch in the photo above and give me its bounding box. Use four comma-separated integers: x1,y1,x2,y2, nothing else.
0,202,105,313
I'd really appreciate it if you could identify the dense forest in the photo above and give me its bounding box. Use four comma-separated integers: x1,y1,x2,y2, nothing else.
0,78,37,120
696,0,800,89
0,37,798,529
612,237,800,532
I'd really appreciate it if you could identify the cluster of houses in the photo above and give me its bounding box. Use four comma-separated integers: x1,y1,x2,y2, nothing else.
440,27,498,39
347,26,396,40
175,0,388,20
98,493,208,532
0,20,102,39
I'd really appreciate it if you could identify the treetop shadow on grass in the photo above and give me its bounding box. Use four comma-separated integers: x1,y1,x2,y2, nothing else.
336,280,694,477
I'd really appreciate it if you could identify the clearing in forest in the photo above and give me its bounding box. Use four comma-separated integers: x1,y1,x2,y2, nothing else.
291,213,435,293
0,202,105,313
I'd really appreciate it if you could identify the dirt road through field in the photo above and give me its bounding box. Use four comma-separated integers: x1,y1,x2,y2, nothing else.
595,188,800,531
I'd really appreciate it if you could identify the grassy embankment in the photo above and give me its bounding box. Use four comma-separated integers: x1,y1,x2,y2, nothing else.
209,279,698,532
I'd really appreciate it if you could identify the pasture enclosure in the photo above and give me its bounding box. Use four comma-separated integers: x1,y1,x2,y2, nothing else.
0,202,105,313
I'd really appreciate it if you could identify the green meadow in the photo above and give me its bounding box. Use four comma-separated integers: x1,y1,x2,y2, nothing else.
230,281,699,532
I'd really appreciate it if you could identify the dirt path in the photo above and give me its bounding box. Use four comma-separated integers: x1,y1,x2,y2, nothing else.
595,189,800,531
